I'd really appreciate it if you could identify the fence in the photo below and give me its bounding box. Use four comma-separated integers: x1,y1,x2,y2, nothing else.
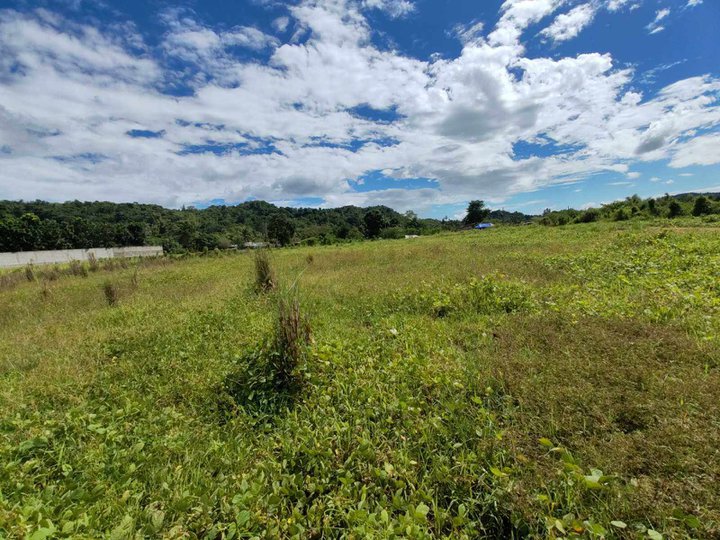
0,246,164,269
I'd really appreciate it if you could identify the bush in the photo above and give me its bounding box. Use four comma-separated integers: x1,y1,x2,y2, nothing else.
254,250,275,292
578,209,598,223
69,260,88,278
103,281,119,306
379,227,405,240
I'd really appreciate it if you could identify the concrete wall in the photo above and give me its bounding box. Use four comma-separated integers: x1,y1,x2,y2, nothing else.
0,246,164,269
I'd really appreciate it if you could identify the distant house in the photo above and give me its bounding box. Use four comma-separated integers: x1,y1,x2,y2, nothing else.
474,223,494,230
242,241,270,249
404,234,419,239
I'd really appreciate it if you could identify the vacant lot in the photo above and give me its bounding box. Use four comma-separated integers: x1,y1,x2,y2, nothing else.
1,223,718,539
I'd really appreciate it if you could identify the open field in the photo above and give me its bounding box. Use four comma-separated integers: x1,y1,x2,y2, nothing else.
1,222,719,539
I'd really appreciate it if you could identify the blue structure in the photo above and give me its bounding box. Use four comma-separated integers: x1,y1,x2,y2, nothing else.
474,223,494,229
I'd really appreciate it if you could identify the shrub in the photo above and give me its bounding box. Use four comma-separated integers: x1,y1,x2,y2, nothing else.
692,196,711,216
69,260,88,278
254,249,275,292
578,209,598,223
103,281,119,306
44,266,61,281
87,253,99,272
379,226,405,240
668,200,683,218
613,208,629,221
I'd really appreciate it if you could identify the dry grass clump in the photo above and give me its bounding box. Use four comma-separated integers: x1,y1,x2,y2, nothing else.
24,264,35,282
68,260,88,278
88,253,99,272
273,293,312,389
254,249,276,292
102,280,119,306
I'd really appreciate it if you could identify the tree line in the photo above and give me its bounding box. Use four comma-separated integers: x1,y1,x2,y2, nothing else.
538,193,720,226
0,199,531,253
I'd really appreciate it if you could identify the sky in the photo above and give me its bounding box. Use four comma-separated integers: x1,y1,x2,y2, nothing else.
0,0,718,218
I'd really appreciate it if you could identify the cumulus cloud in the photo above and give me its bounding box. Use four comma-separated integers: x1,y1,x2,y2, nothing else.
541,4,597,43
0,1,719,212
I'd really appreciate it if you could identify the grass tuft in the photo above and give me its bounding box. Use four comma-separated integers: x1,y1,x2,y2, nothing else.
88,253,99,272
102,280,119,306
254,249,276,292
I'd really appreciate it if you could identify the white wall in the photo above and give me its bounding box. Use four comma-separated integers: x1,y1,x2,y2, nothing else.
0,246,164,268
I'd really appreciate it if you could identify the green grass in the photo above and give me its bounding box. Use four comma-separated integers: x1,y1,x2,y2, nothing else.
1,222,719,538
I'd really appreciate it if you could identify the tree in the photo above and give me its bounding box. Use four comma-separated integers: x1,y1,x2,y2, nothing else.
363,209,386,238
692,196,711,216
268,214,295,246
668,200,683,218
462,200,490,226
647,198,657,215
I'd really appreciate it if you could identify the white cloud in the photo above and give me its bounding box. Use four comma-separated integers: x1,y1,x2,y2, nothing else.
606,0,635,11
646,8,670,34
272,16,290,32
541,4,596,43
362,0,415,18
489,0,566,47
0,1,719,212
669,133,720,168
686,0,702,7
627,172,641,179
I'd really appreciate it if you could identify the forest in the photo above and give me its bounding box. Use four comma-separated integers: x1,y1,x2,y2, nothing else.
1,192,719,254
0,200,530,253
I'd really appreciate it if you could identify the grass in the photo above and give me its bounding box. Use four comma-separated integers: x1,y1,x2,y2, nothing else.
0,222,719,538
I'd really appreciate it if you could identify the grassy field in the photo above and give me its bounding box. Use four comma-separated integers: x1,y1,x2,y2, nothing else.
1,222,719,539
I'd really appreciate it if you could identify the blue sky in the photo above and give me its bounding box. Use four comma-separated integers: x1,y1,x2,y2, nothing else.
0,0,718,218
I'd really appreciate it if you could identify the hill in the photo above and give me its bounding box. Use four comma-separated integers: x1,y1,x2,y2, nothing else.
0,200,535,254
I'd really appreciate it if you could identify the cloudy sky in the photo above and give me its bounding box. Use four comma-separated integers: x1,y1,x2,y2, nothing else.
0,0,718,217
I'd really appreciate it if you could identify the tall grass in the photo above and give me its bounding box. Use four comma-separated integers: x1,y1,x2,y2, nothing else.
272,291,312,391
254,249,275,292
102,280,119,306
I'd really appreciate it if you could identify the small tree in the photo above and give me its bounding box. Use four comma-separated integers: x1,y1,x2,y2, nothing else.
668,200,683,218
363,209,386,238
268,214,295,247
692,196,711,216
463,200,490,227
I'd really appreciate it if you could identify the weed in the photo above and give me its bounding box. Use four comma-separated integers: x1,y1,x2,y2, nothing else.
40,280,51,301
88,253,99,272
219,290,311,417
130,265,140,289
254,249,275,292
69,260,88,278
273,292,312,389
102,280,119,306
25,263,35,282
